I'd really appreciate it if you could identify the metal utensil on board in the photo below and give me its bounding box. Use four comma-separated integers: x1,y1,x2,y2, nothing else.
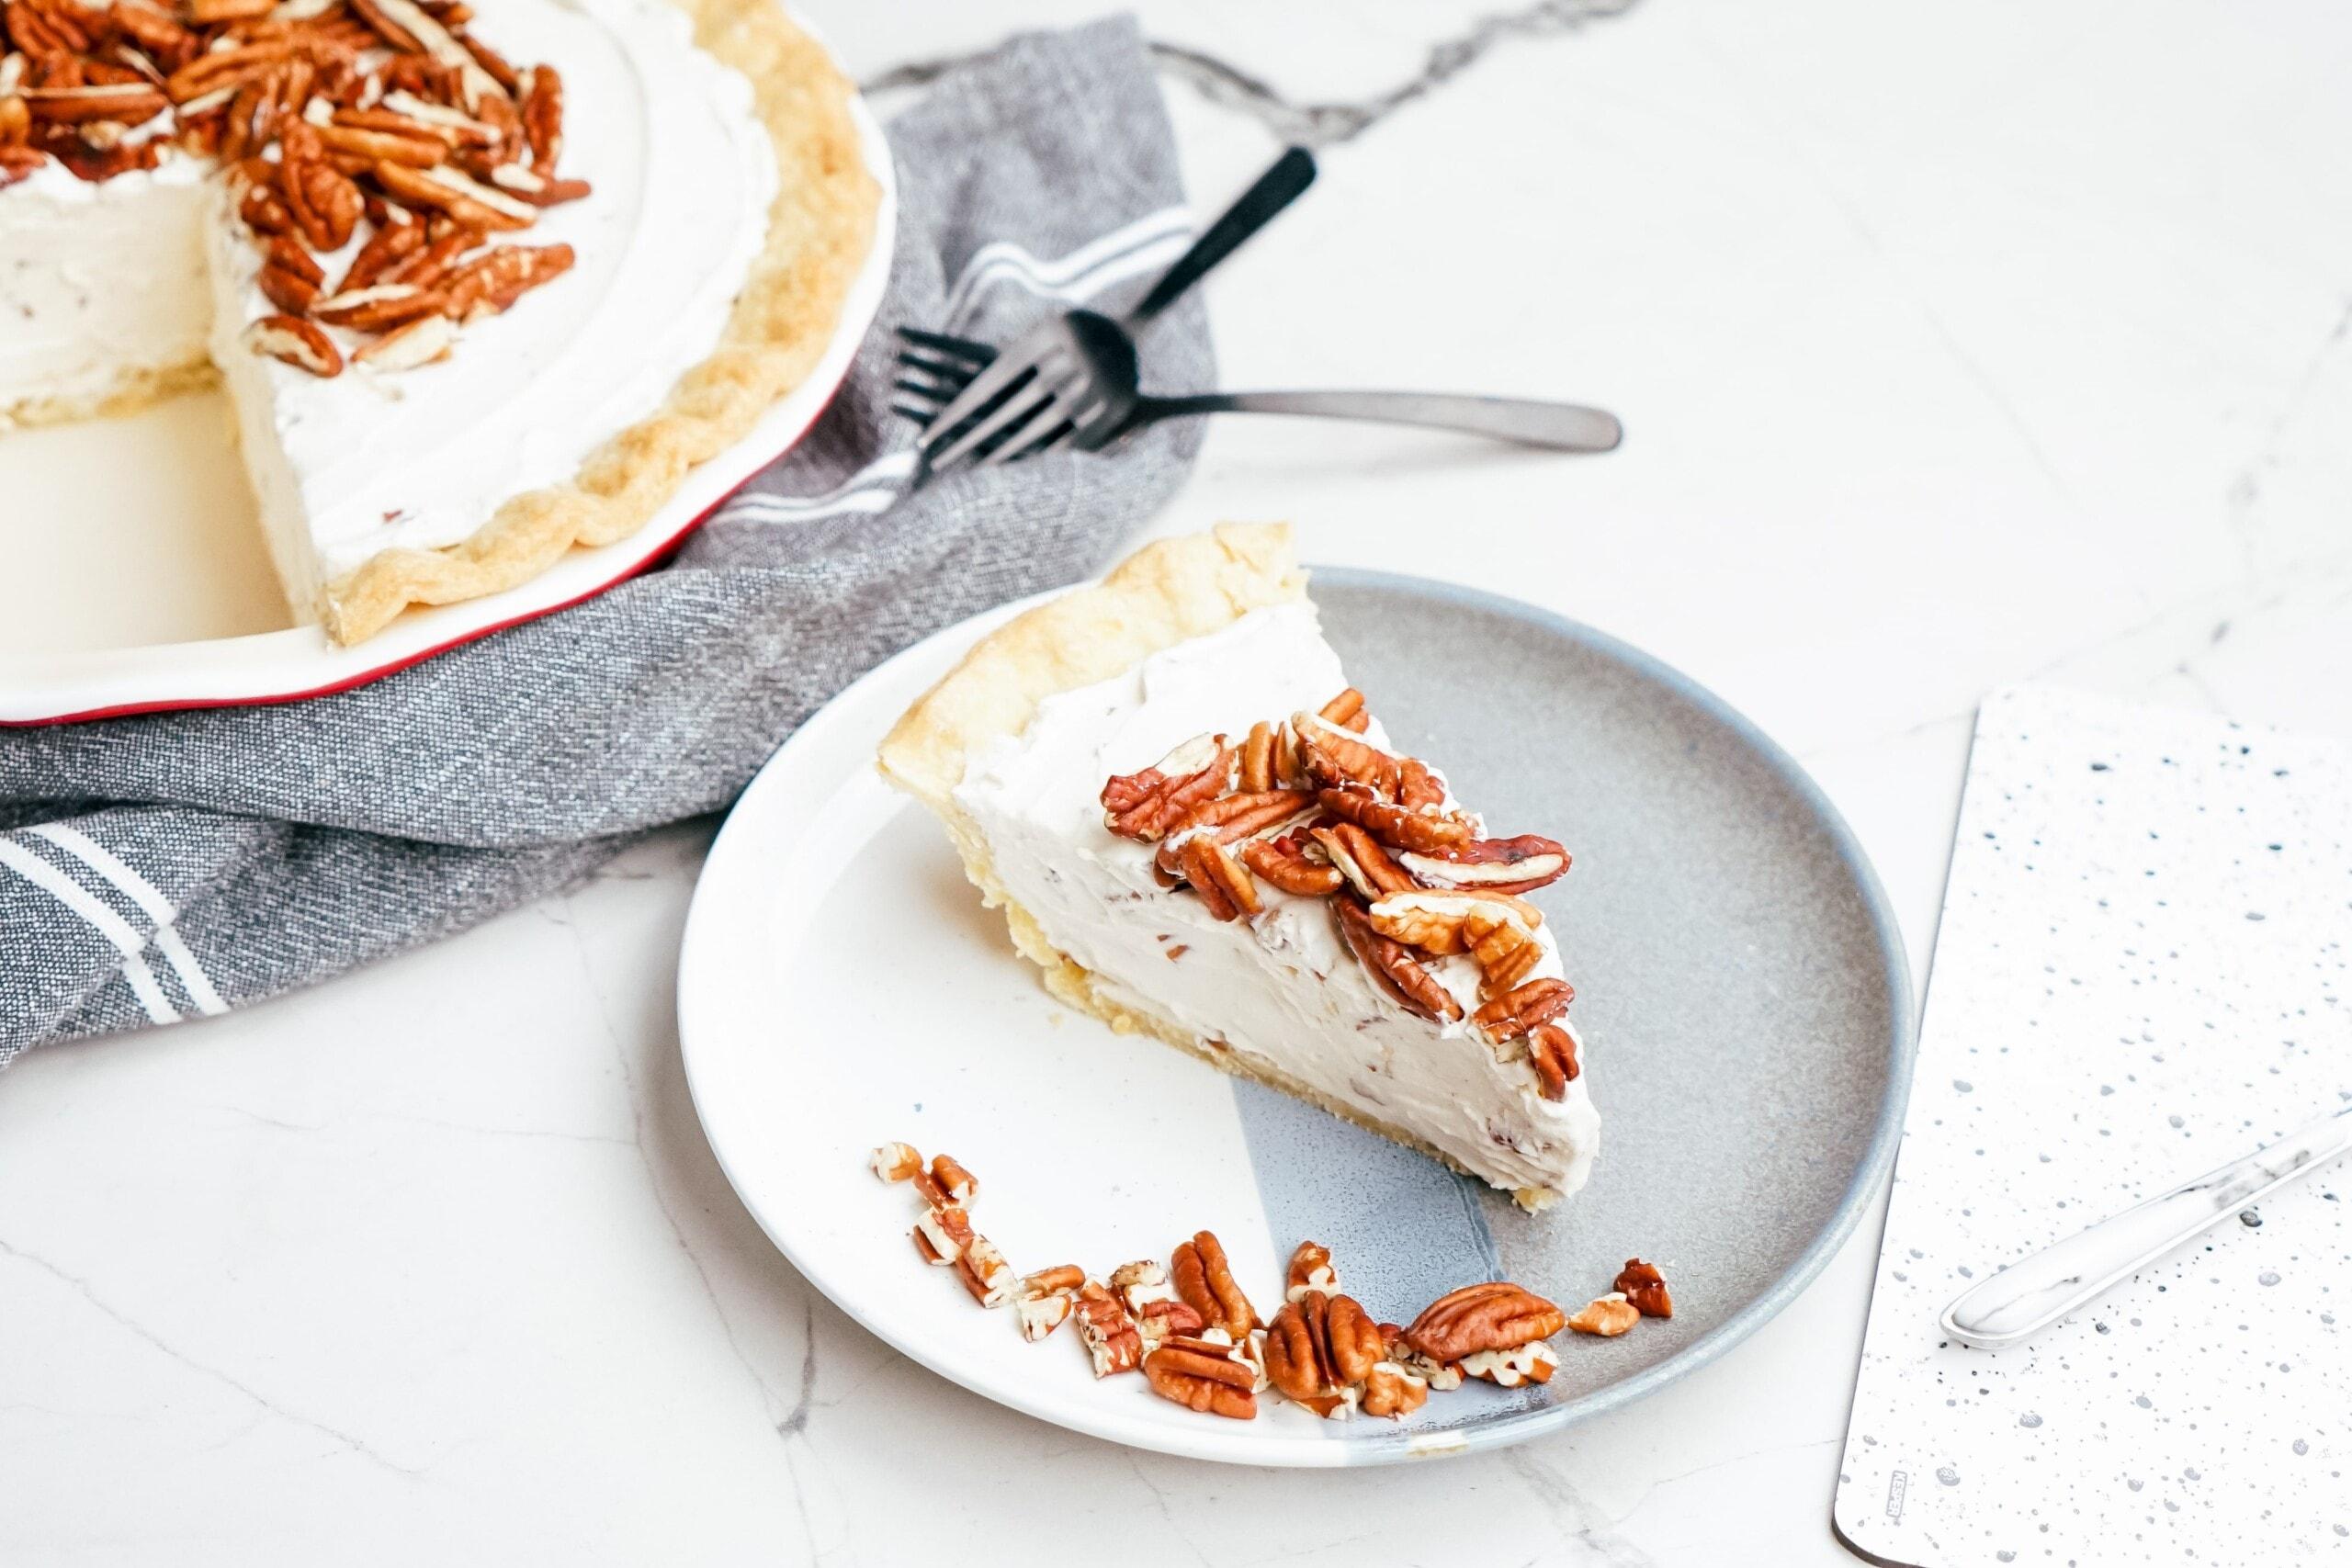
1941,1101,2352,1349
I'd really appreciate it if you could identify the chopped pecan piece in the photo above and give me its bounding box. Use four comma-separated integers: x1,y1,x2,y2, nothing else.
867,1141,922,1183
1135,1297,1207,1351
1283,1240,1336,1304
1170,1230,1256,1337
1527,1021,1579,1099
1398,834,1570,896
1472,977,1574,1046
1071,1280,1143,1377
1401,1281,1566,1365
1464,906,1544,997
1317,784,1472,853
910,1202,971,1266
954,1233,1017,1308
1015,1292,1072,1342
1566,1293,1640,1337
928,1153,977,1201
1612,1259,1672,1319
1334,898,1462,1021
1461,1339,1561,1386
1360,1361,1430,1418
1143,1336,1258,1419
517,60,560,170
311,282,446,333
1101,734,1234,841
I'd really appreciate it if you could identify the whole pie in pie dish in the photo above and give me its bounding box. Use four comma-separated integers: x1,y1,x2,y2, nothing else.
0,0,876,644
878,525,1601,1210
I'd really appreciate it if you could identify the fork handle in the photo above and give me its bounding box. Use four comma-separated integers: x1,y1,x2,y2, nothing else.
1132,390,1624,453
1129,148,1317,324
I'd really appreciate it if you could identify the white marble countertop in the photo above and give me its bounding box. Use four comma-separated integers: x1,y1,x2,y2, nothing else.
5,2,2351,1562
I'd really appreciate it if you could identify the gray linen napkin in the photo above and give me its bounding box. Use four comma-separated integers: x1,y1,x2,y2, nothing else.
0,17,1212,1064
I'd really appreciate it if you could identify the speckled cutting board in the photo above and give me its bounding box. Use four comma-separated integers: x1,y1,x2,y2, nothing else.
1834,684,2351,1567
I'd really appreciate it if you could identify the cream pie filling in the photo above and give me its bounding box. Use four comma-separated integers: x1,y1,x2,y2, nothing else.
953,602,1601,1202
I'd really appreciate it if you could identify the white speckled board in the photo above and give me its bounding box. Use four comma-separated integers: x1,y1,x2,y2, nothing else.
1835,684,2351,1566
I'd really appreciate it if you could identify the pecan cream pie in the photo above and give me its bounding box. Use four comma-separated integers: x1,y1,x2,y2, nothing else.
0,0,875,643
877,525,1601,1209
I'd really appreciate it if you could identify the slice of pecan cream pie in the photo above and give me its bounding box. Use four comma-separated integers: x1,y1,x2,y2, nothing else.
879,525,1600,1209
0,0,875,643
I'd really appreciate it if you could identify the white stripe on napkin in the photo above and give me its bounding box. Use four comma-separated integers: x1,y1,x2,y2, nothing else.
719,206,1195,532
0,841,177,1026
28,823,228,1017
937,204,1193,323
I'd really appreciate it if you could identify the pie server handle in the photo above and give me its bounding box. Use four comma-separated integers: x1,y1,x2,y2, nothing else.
1939,1102,2352,1349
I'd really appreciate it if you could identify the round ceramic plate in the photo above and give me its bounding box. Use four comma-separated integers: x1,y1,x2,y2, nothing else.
677,567,1915,1466
0,8,894,726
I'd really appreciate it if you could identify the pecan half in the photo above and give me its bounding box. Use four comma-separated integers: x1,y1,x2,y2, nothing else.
1170,1230,1256,1337
1317,687,1369,732
311,282,446,332
243,314,341,378
517,60,560,170
1264,1291,1384,1406
1311,821,1416,899
1527,1021,1579,1099
1178,837,1258,922
1238,830,1344,897
257,259,319,315
353,311,456,370
1472,977,1573,1046
339,218,424,290
1398,834,1570,896
1071,1280,1143,1377
1566,1293,1640,1337
278,122,361,250
1102,734,1233,841
1283,1240,1336,1303
1367,890,1544,957
1151,788,1310,877
1334,898,1462,1021
1401,1281,1566,1365
1612,1259,1672,1319
1317,784,1471,853
1021,1264,1084,1298
1396,757,1448,812
1238,719,1278,793
1143,1337,1258,1419
1293,714,1400,797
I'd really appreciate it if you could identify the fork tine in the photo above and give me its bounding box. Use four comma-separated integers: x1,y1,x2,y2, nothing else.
895,325,996,367
896,347,977,384
927,366,1071,473
891,402,940,427
977,397,1074,469
918,348,1046,458
893,361,963,401
893,379,954,412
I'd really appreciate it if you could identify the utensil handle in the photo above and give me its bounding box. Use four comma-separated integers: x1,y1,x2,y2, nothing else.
1138,390,1624,453
1939,1104,2352,1349
1128,147,1317,324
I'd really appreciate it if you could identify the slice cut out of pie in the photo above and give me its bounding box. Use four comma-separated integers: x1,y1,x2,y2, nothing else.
878,525,1600,1210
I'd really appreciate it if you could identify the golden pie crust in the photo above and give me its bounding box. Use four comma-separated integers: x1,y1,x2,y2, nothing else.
316,0,877,642
877,524,1560,1213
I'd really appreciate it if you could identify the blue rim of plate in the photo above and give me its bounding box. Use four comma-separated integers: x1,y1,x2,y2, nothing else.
681,563,1920,1465
1269,567,1917,1461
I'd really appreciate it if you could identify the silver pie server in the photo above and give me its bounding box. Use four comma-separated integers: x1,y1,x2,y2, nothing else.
1940,1100,2352,1349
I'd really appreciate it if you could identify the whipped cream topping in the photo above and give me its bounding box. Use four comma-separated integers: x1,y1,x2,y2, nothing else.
954,603,1600,1201
0,153,211,419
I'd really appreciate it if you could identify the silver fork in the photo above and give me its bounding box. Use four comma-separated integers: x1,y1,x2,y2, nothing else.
905,148,1318,482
